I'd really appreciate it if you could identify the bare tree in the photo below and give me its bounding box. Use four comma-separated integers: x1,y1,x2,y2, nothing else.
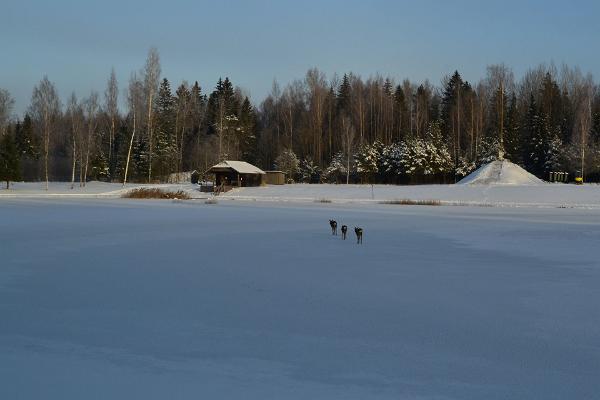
123,73,144,186
341,116,355,184
105,68,119,169
174,81,190,173
0,89,15,136
305,68,327,163
142,47,161,182
66,93,84,189
29,76,61,190
81,91,99,186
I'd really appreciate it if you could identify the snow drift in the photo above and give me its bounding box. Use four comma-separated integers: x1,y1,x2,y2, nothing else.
458,160,544,185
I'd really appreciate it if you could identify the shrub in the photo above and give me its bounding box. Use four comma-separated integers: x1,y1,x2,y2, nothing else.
380,199,441,206
122,188,191,200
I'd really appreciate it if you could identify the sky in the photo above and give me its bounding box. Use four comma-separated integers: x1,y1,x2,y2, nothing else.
1,0,599,115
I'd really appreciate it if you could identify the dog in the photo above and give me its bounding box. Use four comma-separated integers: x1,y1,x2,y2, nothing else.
354,227,363,244
341,225,348,240
329,219,338,235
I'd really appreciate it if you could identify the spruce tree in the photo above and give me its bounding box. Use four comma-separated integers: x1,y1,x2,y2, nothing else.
523,95,552,177
238,97,257,162
15,114,38,159
337,74,351,117
504,94,521,164
154,78,176,177
393,85,409,139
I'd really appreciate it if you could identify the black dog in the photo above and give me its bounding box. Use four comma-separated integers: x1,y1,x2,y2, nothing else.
329,219,338,235
354,227,363,244
341,225,348,240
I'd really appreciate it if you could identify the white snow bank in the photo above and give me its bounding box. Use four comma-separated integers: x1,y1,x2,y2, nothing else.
4,180,600,209
458,160,544,185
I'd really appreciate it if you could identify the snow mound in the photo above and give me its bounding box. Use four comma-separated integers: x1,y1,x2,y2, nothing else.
458,160,544,185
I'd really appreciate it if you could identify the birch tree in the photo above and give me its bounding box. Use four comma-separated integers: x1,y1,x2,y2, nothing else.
29,76,61,190
66,93,83,189
0,89,14,136
82,91,99,186
105,68,119,170
123,74,143,186
142,47,161,182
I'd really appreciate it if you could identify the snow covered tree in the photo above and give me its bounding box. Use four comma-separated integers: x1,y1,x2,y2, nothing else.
274,148,299,182
476,136,501,166
90,151,109,181
455,156,476,178
544,133,564,174
299,157,321,183
354,141,381,183
323,152,353,183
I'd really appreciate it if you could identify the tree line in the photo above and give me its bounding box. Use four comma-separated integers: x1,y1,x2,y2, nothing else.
1,48,599,188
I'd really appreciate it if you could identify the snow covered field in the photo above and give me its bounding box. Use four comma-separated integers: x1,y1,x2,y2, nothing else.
224,183,600,208
1,198,599,399
4,181,600,208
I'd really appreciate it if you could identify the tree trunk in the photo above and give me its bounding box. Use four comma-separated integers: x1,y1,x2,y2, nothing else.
124,113,136,186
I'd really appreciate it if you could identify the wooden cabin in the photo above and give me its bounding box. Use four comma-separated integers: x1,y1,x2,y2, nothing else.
208,161,266,189
265,171,286,185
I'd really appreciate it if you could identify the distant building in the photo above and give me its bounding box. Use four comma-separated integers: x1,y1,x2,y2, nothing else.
208,161,266,188
264,171,286,185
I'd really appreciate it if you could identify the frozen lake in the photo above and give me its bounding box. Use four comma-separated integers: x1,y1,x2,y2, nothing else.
1,199,599,399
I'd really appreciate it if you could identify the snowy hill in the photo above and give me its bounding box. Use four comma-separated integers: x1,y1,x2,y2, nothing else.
458,160,544,185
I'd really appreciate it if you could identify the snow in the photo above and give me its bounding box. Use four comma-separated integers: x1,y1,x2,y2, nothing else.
4,181,600,208
1,199,600,399
458,160,544,185
224,183,600,209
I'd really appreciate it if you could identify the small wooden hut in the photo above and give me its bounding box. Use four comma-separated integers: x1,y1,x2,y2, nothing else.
208,161,266,188
265,171,286,185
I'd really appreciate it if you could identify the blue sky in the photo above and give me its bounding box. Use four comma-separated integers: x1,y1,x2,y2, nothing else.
1,0,599,114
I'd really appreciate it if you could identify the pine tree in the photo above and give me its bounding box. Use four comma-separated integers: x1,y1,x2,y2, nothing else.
0,131,21,189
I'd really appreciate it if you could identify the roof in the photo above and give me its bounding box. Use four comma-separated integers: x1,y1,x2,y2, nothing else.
209,160,266,175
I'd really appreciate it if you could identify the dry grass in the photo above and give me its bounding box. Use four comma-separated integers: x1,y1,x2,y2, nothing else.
123,188,191,200
380,198,441,206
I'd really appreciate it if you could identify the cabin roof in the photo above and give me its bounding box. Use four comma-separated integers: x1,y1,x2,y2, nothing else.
209,160,266,175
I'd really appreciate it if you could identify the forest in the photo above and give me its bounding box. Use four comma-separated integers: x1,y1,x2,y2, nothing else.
1,47,599,187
